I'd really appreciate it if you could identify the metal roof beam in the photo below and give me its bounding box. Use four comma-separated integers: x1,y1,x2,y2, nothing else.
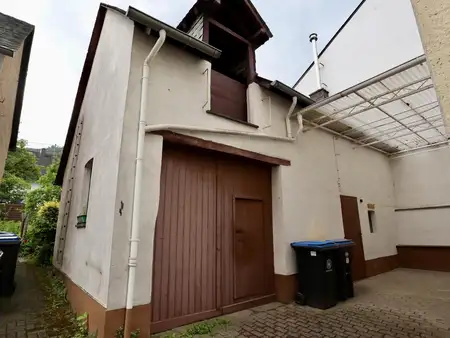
356,113,444,142
304,83,434,132
295,55,427,118
341,101,439,136
378,80,445,138
356,123,445,148
353,92,430,144
309,76,431,124
390,140,449,156
303,119,389,155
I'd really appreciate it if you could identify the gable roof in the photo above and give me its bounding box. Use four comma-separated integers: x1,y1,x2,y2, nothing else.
56,4,221,185
178,0,272,47
0,12,34,57
293,0,366,88
0,12,35,150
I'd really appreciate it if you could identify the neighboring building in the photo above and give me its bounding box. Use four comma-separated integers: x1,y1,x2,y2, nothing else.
294,0,450,290
0,13,34,179
54,1,449,337
28,146,62,175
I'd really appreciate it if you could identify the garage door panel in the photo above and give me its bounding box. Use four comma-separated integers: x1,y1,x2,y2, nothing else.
152,148,274,332
152,148,217,325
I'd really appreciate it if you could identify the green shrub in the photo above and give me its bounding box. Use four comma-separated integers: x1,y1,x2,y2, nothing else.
26,201,59,265
0,220,21,235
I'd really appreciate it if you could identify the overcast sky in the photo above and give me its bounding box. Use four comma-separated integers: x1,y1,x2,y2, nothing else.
1,0,361,147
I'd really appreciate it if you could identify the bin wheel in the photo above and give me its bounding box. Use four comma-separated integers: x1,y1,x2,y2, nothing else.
295,292,305,305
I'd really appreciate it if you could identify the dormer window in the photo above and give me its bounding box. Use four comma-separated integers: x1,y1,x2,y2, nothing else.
178,0,273,124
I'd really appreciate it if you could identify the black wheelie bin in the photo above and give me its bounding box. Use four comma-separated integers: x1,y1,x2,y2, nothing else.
333,239,355,301
0,232,21,296
291,240,339,309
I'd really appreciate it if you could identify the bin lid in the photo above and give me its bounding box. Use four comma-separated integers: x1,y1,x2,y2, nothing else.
332,239,355,247
291,240,338,249
0,232,21,244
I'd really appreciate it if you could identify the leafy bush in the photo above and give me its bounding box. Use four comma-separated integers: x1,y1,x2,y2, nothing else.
0,173,31,203
0,220,21,235
25,160,61,220
26,201,59,265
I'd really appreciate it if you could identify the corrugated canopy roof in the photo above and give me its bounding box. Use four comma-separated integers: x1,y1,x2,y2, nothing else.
295,55,449,156
0,12,34,57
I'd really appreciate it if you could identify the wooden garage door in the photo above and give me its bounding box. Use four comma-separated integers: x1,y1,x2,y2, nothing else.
151,145,274,332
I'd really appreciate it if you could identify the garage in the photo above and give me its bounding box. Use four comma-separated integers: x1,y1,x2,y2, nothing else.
151,143,275,333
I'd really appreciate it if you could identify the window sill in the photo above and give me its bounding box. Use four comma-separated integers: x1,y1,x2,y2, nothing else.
206,110,259,129
75,222,86,229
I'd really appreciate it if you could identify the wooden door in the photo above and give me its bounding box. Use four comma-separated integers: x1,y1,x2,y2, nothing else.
218,157,274,312
151,146,220,332
152,146,275,332
340,195,366,280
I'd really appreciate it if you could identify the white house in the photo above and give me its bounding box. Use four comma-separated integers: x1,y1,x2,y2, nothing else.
54,0,449,337
294,0,450,282
0,12,34,179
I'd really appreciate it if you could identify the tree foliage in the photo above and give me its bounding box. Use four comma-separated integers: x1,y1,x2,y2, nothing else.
0,140,40,203
4,140,40,182
25,159,61,219
0,173,30,203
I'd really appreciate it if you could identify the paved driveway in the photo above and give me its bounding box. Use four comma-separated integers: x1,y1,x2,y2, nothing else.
159,269,450,338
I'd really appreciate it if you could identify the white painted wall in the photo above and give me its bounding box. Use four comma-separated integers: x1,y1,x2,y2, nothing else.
187,15,203,40
295,0,424,96
55,10,134,308
392,146,450,245
105,28,398,309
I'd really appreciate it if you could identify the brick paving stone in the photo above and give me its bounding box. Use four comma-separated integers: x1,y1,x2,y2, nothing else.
0,263,50,338
156,269,450,338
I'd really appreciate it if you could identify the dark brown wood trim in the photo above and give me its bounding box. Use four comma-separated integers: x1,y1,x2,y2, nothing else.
248,45,256,84
242,0,272,38
206,110,258,128
208,19,251,45
274,274,297,303
397,245,450,272
365,254,399,278
395,204,450,212
221,294,276,315
152,131,291,166
202,18,210,43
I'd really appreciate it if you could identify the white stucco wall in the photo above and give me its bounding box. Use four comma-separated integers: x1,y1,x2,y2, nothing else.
295,0,424,96
55,10,134,307
106,28,398,309
392,147,450,246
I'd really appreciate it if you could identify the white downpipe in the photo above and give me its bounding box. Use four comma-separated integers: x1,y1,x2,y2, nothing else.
124,29,166,336
309,33,322,90
285,96,298,138
145,124,296,142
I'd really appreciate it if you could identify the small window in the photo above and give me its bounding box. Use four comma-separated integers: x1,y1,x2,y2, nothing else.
77,159,93,227
368,210,376,233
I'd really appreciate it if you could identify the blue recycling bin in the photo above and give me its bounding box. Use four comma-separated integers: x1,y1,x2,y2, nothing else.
0,232,21,296
291,239,355,309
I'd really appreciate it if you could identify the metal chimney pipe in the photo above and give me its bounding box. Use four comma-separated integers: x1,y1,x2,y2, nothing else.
309,33,322,90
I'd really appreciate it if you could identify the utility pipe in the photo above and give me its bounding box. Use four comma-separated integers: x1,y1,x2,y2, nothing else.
124,29,166,338
144,124,297,142
309,33,322,90
285,96,298,138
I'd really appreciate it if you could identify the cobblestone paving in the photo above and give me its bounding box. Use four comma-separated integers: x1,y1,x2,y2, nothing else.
159,269,450,338
0,261,49,338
